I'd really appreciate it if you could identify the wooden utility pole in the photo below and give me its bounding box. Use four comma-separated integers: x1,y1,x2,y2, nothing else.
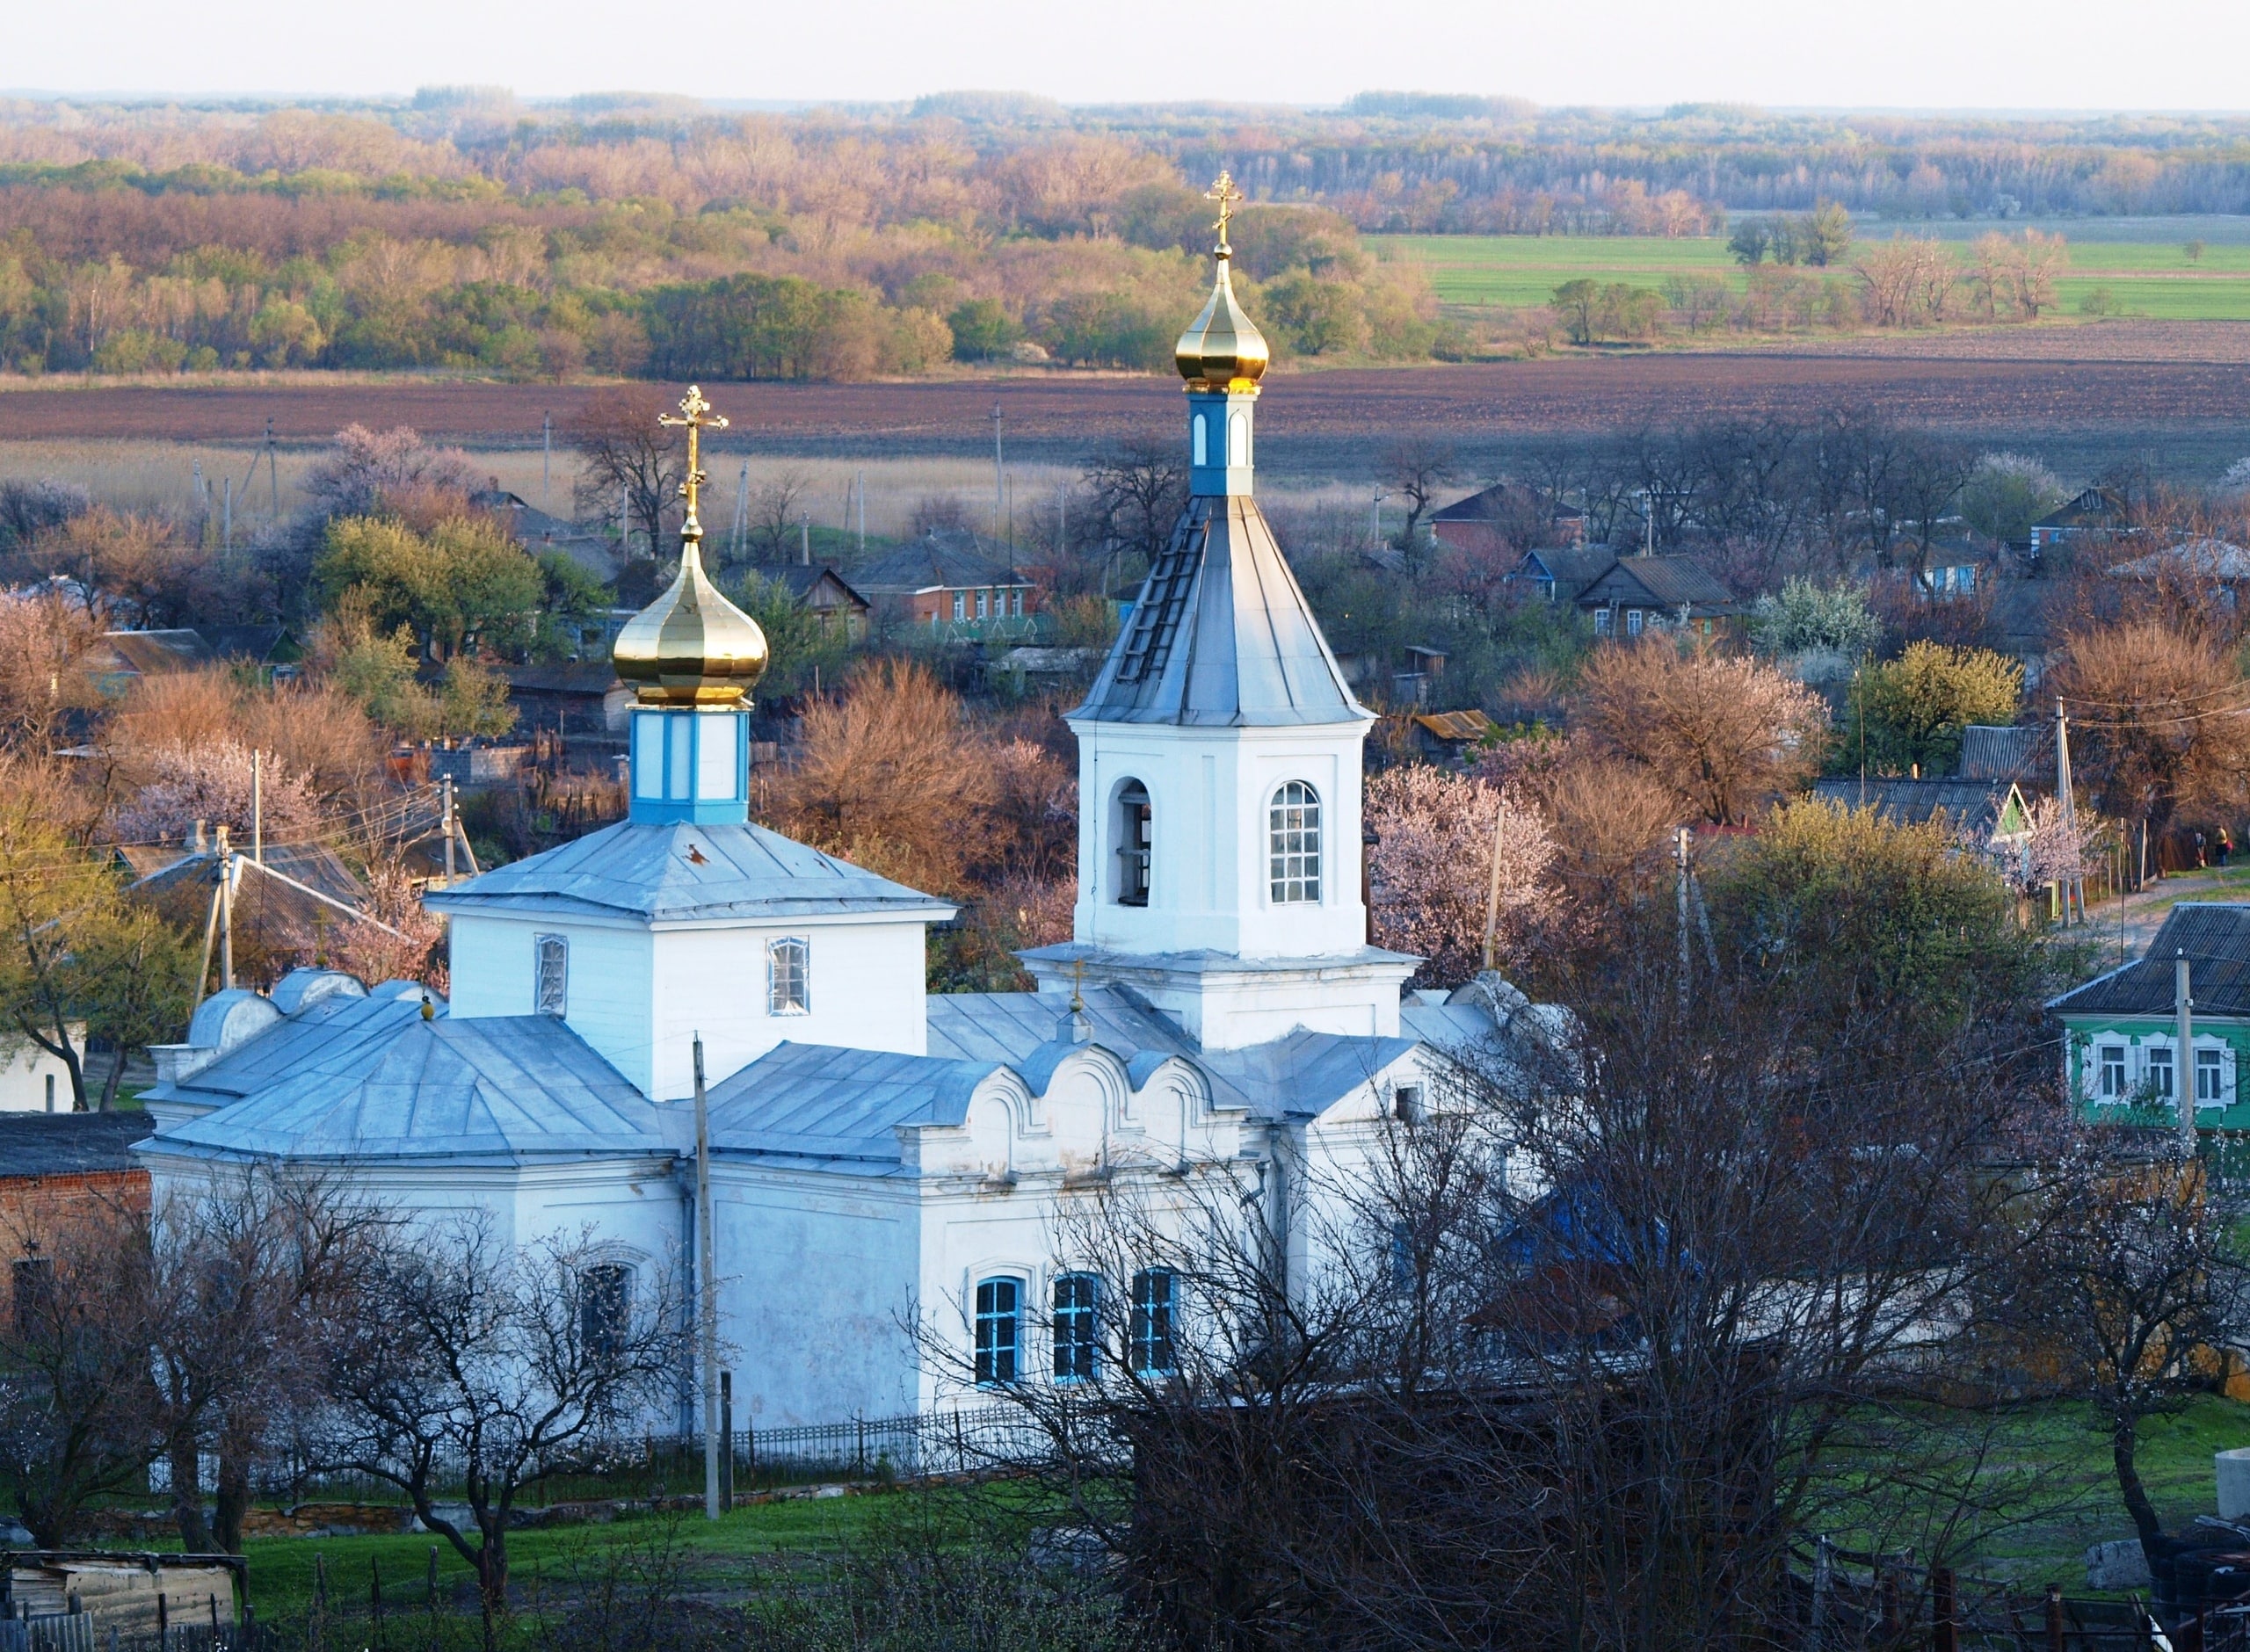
991,404,1005,542
441,777,456,886
2178,948,2196,1148
695,1034,720,1521
265,416,279,518
216,825,235,991
541,411,552,499
1674,826,1692,1013
2057,698,2081,924
251,750,263,865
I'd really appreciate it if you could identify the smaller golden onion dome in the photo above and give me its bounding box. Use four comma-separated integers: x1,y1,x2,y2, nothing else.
613,539,768,707
1174,171,1268,393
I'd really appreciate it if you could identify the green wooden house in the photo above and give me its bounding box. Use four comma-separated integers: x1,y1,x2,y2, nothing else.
2049,903,2250,1128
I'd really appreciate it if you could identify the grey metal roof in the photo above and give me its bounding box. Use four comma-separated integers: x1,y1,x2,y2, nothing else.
1811,778,2020,835
1512,548,1617,600
705,1040,1000,1166
1958,723,2047,784
2051,904,2250,1019
1073,495,1368,728
425,821,954,924
0,1112,153,1178
142,1011,667,1164
142,992,435,1106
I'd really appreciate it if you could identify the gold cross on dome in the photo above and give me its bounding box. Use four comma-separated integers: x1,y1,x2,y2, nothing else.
1206,171,1245,253
659,385,729,532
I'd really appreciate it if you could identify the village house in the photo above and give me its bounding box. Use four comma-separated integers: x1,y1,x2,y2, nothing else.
1505,547,1619,607
1573,554,1738,641
767,564,871,641
129,254,1548,1432
1429,482,1585,559
855,530,1039,630
0,1112,151,1320
2050,904,2250,1128
2027,486,2129,560
87,627,294,693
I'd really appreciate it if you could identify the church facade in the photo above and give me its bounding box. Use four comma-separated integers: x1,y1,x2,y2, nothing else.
133,219,1535,1430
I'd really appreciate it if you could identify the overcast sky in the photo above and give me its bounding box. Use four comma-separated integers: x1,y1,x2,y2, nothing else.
12,0,2250,112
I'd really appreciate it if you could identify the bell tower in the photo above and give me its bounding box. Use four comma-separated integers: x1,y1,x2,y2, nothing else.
1025,175,1415,1050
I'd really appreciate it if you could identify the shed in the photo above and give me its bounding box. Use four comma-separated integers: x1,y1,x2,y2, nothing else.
1,1554,239,1635
767,565,871,641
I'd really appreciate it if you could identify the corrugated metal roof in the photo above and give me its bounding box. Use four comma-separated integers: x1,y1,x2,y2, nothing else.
855,532,1025,595
143,1011,667,1163
1958,723,2048,784
1073,495,1367,728
142,992,433,1105
425,821,954,924
0,1112,152,1177
2052,903,2250,1018
1412,710,1494,742
1811,778,2017,833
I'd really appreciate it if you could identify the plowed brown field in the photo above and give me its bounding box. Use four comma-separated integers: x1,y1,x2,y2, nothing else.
4,322,2246,475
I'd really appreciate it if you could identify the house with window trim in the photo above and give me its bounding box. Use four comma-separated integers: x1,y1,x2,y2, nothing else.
2049,904,2250,1127
854,531,1038,631
129,259,1545,1434
1574,554,1738,641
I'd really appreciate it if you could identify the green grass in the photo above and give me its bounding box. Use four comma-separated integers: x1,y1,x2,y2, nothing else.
1373,233,2250,322
239,1491,904,1616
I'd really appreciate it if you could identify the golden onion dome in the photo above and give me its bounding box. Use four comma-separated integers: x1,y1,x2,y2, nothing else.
613,538,768,707
1174,250,1268,393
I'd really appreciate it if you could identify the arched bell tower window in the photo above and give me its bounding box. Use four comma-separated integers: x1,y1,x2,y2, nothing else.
1115,779,1152,907
1268,781,1322,904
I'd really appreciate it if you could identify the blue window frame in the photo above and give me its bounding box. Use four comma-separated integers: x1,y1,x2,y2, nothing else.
974,1277,1020,1387
1053,1273,1100,1382
1130,1268,1175,1375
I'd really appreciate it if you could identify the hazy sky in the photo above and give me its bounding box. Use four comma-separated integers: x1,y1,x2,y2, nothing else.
14,0,2250,112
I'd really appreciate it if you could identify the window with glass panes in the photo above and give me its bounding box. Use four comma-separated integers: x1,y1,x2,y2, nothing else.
1130,1268,1175,1374
2199,1046,2225,1105
2099,1045,2128,1099
767,937,809,1015
2148,1044,2174,1099
974,1278,1020,1386
1052,1273,1099,1381
1267,782,1321,904
535,934,568,1017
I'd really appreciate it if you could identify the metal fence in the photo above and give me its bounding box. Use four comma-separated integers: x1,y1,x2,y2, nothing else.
267,1403,1072,1507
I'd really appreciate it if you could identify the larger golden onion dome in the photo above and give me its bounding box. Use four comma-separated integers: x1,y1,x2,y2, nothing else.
612,385,769,706
613,539,768,706
1174,171,1268,393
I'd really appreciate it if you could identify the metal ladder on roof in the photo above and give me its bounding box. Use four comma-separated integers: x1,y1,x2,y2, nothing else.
1115,513,1208,685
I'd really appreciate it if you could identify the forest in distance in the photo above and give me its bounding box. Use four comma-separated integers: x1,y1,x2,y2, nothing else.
5,91,2250,384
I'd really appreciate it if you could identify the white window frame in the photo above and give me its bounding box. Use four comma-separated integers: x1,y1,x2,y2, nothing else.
535,932,568,1018
1130,1267,1177,1375
1626,607,1644,636
1593,607,1613,636
1268,780,1322,905
2095,1042,2129,1104
2196,1035,2238,1110
2144,1039,2176,1102
766,937,810,1016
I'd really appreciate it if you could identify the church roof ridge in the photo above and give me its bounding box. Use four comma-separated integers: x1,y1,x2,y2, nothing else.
1071,495,1368,728
425,819,955,925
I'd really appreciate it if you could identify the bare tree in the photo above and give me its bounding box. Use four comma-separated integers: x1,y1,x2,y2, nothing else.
1380,437,1460,556
2000,1135,2248,1578
316,1214,687,1620
0,1193,164,1547
2049,619,2250,837
568,388,684,562
1081,439,1187,593
743,469,811,564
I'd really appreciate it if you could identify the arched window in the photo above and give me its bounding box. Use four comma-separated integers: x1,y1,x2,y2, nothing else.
535,933,569,1018
1228,409,1249,466
1268,781,1322,904
974,1277,1021,1386
1192,413,1208,467
579,1263,633,1361
1115,780,1151,907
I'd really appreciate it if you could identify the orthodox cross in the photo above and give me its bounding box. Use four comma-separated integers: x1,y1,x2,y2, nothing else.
660,384,729,533
1070,956,1087,1015
1206,171,1245,253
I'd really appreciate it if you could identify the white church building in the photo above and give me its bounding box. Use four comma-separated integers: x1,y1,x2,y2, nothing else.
133,221,1540,1430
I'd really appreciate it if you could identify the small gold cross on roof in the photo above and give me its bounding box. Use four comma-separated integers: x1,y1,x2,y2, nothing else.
1206,171,1245,253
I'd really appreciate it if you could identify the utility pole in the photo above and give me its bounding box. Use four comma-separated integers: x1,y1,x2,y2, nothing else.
265,416,279,518
1480,796,1509,973
733,463,749,562
441,776,456,886
222,476,232,552
1640,488,1656,557
541,411,552,499
2178,949,2196,1149
251,750,263,865
2056,697,2081,924
1675,826,1692,1014
216,825,236,992
1369,488,1389,547
695,1033,721,1521
800,518,810,567
855,470,866,557
991,403,1005,542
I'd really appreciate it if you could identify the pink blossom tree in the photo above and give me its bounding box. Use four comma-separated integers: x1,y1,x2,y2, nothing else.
114,741,322,847
1366,764,1560,988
